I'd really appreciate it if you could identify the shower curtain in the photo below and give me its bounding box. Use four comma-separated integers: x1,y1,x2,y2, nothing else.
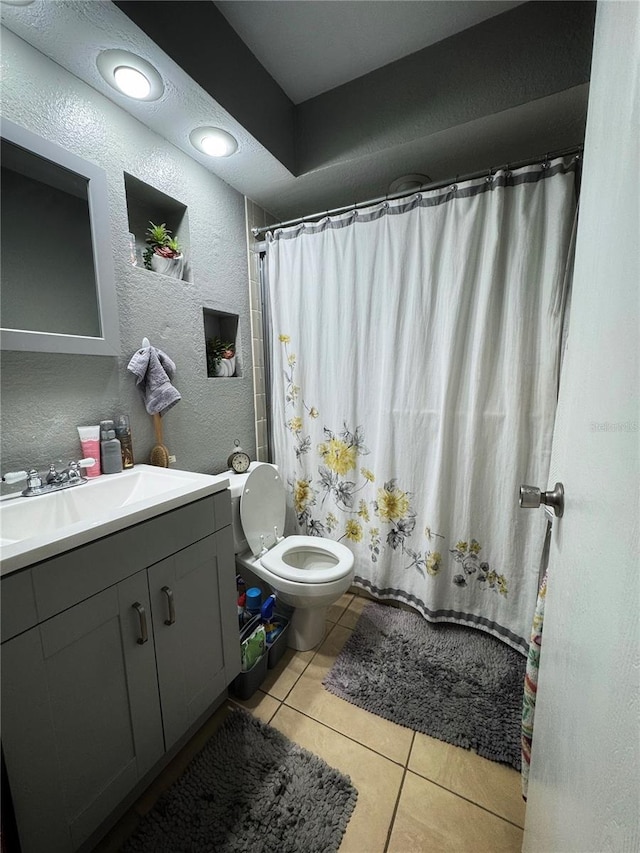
265,157,577,653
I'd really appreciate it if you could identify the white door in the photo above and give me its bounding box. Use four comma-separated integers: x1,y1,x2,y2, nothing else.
523,3,639,851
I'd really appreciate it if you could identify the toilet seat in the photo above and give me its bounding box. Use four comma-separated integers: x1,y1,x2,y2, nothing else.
261,535,354,585
239,465,354,585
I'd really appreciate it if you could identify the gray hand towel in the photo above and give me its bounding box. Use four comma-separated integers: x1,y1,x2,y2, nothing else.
127,345,181,415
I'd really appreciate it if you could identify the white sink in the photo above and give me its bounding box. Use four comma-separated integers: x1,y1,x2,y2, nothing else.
0,465,230,575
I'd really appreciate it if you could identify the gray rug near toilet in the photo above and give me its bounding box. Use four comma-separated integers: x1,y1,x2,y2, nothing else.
324,602,526,769
121,709,357,853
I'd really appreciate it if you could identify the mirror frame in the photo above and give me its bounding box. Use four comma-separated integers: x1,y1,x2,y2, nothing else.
0,118,120,356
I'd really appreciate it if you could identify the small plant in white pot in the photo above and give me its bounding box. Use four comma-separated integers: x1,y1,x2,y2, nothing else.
143,221,184,279
206,337,236,377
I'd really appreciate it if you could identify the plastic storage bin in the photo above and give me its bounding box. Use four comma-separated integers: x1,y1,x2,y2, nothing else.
230,616,268,700
266,616,290,669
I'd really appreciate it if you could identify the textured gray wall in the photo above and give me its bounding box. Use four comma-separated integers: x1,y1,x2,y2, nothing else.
0,30,255,483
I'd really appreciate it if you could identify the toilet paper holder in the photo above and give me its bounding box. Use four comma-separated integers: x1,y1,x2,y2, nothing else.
519,482,564,518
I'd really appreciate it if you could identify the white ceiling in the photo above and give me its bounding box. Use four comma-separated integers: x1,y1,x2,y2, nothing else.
215,0,525,104
0,1,590,222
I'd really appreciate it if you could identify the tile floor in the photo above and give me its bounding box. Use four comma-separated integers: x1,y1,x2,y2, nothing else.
95,593,525,852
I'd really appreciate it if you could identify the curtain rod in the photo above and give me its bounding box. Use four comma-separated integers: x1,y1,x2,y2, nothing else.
252,144,583,237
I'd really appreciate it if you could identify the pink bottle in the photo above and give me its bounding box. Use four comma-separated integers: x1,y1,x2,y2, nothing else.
77,426,101,477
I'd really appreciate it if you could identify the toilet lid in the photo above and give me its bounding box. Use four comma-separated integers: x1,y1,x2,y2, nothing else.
240,464,286,557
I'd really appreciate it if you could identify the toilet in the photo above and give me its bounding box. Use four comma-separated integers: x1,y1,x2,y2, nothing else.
228,463,355,650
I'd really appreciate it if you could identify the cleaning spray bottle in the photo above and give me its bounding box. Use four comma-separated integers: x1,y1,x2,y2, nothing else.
260,594,283,644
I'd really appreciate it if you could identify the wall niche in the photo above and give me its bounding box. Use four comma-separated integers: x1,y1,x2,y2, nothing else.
124,173,191,282
203,308,240,378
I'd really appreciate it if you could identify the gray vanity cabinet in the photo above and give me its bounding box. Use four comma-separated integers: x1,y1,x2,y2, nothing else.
1,491,240,853
148,532,227,751
1,570,164,853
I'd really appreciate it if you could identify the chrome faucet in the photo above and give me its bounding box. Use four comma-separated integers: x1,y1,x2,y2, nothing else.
46,463,67,486
2,458,95,497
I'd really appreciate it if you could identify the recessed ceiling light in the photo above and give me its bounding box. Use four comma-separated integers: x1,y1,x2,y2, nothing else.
190,127,238,158
113,66,151,100
0,0,35,5
97,50,164,101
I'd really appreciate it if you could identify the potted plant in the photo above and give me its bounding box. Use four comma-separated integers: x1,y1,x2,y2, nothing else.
206,336,236,377
144,221,184,279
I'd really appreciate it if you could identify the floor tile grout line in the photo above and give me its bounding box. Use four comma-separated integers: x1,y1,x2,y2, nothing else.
264,656,312,705
267,697,283,725
272,643,326,704
383,730,416,853
403,765,526,830
265,619,353,706
279,701,409,769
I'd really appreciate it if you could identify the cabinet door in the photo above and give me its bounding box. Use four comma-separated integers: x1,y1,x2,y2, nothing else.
1,572,164,853
149,533,228,751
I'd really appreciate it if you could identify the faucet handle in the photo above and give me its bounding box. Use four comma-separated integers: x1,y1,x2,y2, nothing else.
66,461,81,481
66,458,95,481
3,469,43,491
2,470,28,484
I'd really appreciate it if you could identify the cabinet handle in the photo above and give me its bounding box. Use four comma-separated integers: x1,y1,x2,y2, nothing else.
132,601,148,645
161,586,176,626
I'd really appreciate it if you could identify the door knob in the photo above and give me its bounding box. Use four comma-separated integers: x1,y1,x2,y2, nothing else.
519,482,564,518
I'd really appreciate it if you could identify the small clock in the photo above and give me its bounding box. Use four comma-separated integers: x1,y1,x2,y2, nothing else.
227,440,251,474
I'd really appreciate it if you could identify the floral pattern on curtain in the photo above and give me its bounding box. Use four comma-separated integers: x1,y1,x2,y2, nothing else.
266,159,577,653
280,335,509,597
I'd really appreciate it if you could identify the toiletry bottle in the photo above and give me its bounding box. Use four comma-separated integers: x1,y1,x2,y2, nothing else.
101,429,123,474
77,426,101,477
237,575,247,627
115,414,134,469
237,592,247,628
245,587,262,620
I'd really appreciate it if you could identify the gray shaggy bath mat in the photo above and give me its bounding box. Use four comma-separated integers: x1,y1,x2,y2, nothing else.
324,602,526,769
122,709,357,853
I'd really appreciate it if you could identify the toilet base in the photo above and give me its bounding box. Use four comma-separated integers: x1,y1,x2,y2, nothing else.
287,605,328,651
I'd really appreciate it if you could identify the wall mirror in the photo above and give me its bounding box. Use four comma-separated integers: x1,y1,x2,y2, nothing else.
0,118,120,356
